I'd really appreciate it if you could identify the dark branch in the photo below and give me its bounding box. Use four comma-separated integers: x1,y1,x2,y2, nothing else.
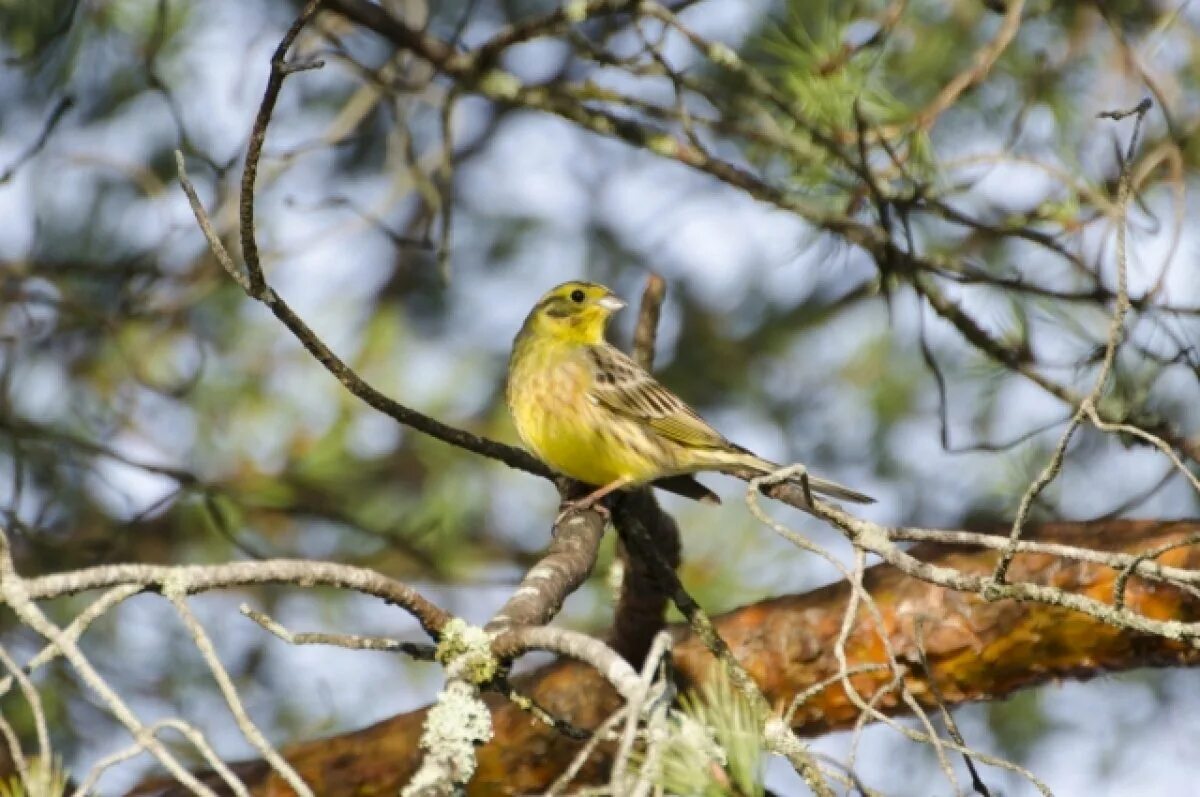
240,0,324,296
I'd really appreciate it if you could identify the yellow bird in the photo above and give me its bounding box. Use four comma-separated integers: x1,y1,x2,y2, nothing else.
506,281,873,518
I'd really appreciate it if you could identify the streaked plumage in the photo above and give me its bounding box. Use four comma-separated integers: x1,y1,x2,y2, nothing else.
506,281,872,514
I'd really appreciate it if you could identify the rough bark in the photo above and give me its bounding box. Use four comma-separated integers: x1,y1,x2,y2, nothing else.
131,518,1200,796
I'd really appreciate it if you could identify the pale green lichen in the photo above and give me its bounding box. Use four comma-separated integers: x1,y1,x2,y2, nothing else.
435,618,498,684
647,134,678,157
158,571,188,599
478,70,522,101
590,116,614,135
403,680,493,796
563,0,589,24
707,42,740,68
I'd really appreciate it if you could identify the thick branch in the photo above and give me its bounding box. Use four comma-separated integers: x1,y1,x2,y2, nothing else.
132,518,1200,796
485,507,607,633
608,490,681,664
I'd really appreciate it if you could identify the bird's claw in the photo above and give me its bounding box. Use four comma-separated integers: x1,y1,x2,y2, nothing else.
554,498,611,527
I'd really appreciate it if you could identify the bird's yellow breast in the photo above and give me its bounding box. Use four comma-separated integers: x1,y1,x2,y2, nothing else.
506,339,660,487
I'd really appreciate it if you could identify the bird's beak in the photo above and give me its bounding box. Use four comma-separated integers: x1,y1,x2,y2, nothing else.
598,294,626,312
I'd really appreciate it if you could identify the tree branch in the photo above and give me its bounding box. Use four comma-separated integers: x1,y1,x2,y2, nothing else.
484,506,607,633
21,559,450,638
128,518,1200,796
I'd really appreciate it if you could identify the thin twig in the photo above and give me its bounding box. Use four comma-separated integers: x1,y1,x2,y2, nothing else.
164,587,313,797
992,97,1152,585
542,706,628,796
610,631,672,791
0,531,219,797
0,95,74,184
73,718,250,797
0,644,48,769
1112,533,1200,611
240,604,436,659
239,0,324,295
914,621,993,797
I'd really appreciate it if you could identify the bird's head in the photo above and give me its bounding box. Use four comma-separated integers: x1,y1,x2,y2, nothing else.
521,281,626,344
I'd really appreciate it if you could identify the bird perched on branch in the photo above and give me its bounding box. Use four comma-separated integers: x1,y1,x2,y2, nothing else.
506,281,873,519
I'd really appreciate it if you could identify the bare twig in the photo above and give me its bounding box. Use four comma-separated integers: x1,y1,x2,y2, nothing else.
610,631,672,791
164,586,313,797
73,719,249,797
747,483,1053,795
0,644,48,771
240,604,436,659
913,621,993,797
542,706,628,796
0,530,219,797
993,97,1152,585
239,0,323,295
21,558,451,637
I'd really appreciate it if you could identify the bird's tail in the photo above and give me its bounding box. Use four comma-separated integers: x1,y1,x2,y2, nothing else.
721,450,875,505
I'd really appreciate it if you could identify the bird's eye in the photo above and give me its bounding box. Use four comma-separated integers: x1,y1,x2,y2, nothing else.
570,289,586,303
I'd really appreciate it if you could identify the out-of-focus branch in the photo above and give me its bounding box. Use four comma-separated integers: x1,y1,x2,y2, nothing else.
137,519,1200,796
910,0,1024,131
0,95,73,185
323,0,1200,476
631,273,666,371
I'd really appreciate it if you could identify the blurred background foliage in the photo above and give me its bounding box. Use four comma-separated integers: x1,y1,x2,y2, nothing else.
1,0,1199,793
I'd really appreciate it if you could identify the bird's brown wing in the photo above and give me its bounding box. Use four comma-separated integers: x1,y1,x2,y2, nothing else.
585,345,729,450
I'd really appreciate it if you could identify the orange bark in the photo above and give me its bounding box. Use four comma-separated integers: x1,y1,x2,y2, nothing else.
133,519,1200,796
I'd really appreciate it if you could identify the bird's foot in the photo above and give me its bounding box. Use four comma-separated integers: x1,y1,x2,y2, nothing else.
554,497,611,527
